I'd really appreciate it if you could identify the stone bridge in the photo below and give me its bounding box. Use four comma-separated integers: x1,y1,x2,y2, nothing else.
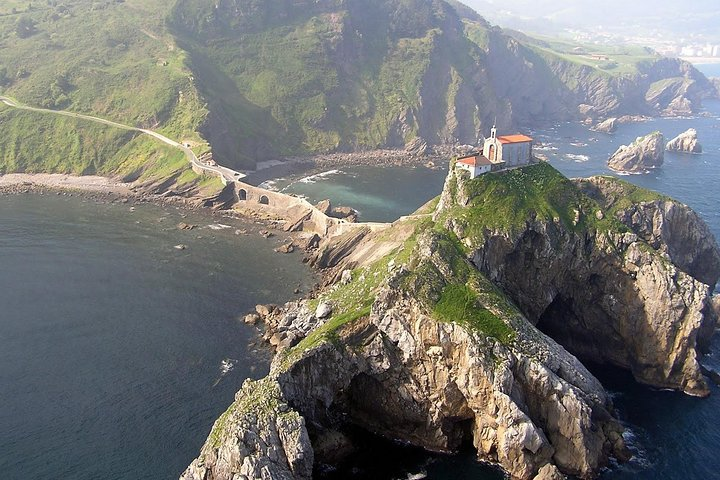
227,180,389,237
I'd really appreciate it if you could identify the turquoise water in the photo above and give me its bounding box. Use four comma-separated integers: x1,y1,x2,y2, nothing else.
0,196,314,479
276,99,720,478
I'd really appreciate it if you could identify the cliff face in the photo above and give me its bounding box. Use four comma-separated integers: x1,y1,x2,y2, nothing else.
436,164,719,396
184,230,627,480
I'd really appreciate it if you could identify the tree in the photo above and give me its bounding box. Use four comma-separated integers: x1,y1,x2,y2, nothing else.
15,16,36,38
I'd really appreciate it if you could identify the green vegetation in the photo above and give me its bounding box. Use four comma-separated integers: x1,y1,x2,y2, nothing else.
524,35,658,76
0,0,215,182
440,163,625,241
434,283,514,344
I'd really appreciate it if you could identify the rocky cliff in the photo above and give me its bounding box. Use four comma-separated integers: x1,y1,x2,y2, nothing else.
167,0,716,167
608,132,665,173
666,128,703,153
182,163,719,480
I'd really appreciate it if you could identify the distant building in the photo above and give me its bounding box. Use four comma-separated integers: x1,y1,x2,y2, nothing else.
482,126,533,167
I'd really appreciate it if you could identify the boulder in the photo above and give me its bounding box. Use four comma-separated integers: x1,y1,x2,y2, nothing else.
666,128,702,153
592,117,617,134
315,301,333,319
608,132,664,173
315,199,332,215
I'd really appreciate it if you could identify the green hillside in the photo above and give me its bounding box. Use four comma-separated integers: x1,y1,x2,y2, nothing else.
0,0,714,180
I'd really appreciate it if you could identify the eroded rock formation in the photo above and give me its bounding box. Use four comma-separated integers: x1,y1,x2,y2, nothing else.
183,164,719,480
608,131,664,173
666,128,703,153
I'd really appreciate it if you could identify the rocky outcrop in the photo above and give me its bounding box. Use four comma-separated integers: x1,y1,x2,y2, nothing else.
591,117,618,134
185,234,627,479
180,379,313,480
183,163,719,480
607,132,664,173
666,128,703,153
435,165,719,397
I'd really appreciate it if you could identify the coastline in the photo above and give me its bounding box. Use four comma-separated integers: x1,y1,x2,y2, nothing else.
0,173,133,195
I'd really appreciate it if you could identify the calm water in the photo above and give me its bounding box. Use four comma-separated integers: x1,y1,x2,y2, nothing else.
276,98,720,478
0,196,314,479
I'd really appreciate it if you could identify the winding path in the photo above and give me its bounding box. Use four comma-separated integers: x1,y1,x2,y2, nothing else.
0,95,243,184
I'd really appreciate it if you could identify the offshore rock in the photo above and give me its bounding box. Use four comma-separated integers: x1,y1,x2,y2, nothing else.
666,128,702,153
608,132,664,173
592,118,618,134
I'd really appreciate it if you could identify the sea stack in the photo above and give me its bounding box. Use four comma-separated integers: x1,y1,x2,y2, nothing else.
666,128,703,153
608,131,664,173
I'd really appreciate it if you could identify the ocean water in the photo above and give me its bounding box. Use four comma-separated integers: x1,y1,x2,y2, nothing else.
0,196,315,479
275,99,720,478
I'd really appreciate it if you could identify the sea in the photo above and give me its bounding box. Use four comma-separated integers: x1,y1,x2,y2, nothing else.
1,80,719,480
0,198,315,479
269,98,720,477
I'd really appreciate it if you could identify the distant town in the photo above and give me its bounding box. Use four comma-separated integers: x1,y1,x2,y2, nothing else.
568,29,720,62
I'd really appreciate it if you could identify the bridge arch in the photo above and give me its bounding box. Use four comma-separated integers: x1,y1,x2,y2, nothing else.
259,195,270,205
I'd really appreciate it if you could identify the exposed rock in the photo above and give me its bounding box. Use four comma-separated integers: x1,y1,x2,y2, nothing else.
275,242,295,254
441,166,719,397
533,464,566,480
174,244,187,250
315,199,332,215
296,233,321,251
177,222,197,230
315,302,333,319
179,379,314,480
329,206,359,221
592,117,618,134
666,128,703,153
256,304,275,318
312,228,369,269
340,269,353,285
244,313,261,325
607,132,664,173
405,137,429,156
284,211,312,233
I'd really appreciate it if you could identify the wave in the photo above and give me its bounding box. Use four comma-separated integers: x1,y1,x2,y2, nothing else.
565,154,590,163
207,224,232,230
296,169,344,184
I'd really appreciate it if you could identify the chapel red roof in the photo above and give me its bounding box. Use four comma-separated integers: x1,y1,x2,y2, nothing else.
458,154,493,166
498,134,533,144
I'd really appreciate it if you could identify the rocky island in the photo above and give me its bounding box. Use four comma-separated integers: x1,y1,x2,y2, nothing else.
607,132,665,173
666,128,703,153
181,163,720,480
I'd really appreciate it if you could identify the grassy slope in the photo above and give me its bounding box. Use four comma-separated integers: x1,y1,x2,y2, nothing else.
0,0,217,190
169,0,461,155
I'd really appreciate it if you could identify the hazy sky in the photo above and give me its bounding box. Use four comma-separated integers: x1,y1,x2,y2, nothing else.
458,0,720,36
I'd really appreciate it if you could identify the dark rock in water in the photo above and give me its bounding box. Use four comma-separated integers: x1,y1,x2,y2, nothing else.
666,128,703,153
608,132,664,173
259,229,274,239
